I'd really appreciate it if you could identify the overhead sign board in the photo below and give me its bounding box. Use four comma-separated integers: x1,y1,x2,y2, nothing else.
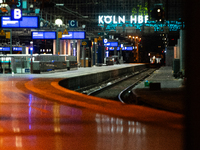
104,42,118,47
11,9,22,20
13,47,22,51
99,15,148,24
0,16,39,28
109,47,133,51
32,31,56,39
69,20,78,28
61,31,85,39
0,47,10,51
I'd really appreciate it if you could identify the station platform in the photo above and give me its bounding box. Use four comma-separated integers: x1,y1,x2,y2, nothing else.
0,64,184,150
132,66,186,114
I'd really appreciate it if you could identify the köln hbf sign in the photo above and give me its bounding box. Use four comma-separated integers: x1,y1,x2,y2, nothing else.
98,15,149,24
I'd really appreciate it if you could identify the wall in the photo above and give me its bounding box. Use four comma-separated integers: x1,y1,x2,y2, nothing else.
59,65,146,90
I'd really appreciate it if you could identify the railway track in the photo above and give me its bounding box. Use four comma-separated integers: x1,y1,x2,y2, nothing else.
86,68,157,104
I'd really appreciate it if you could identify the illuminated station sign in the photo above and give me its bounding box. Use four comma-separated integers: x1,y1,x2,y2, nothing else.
0,47,10,51
0,16,39,28
32,31,56,39
109,47,134,51
13,47,22,51
61,31,86,39
99,15,148,24
98,15,184,32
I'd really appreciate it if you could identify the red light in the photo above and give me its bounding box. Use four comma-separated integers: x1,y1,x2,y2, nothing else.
171,39,174,40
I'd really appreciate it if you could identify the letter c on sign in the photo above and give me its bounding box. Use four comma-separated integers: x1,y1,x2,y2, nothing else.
70,20,75,27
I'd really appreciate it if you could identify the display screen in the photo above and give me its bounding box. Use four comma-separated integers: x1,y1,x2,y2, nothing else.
105,42,118,47
61,31,85,39
32,31,56,39
109,47,133,51
1,16,39,28
13,47,22,51
0,47,10,51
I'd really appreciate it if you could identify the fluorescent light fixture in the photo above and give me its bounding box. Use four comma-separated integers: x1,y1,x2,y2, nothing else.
56,4,64,6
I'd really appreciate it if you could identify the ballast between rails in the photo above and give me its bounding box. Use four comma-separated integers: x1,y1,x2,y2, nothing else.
87,68,148,97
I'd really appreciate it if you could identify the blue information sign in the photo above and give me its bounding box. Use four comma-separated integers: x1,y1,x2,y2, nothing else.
13,47,22,51
0,47,10,51
104,42,118,47
0,16,39,28
32,31,56,39
109,47,133,51
61,31,85,39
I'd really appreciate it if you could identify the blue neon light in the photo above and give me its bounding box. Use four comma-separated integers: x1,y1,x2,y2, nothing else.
0,47,10,51
1,16,39,28
99,20,184,32
61,31,85,39
104,42,118,47
13,47,22,51
32,31,56,39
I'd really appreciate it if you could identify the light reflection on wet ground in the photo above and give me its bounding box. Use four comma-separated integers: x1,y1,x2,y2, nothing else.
0,77,184,150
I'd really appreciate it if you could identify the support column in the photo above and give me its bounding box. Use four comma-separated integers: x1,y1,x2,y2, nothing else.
59,40,64,55
9,29,12,54
63,40,67,55
53,40,56,55
82,46,86,67
180,30,186,75
72,40,76,56
56,29,60,55
77,40,81,64
114,47,117,56
68,40,71,55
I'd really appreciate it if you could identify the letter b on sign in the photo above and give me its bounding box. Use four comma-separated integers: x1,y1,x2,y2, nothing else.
11,9,22,20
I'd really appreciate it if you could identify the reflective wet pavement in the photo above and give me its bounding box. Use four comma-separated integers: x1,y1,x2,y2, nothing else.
0,65,184,150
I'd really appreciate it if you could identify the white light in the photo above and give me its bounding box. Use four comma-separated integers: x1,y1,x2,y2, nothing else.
55,19,63,27
157,9,160,12
145,16,148,23
104,16,112,24
30,4,34,8
82,25,86,28
138,15,143,23
118,16,125,24
113,16,117,24
98,16,104,24
121,44,123,48
14,9,22,20
56,4,64,6
130,15,137,24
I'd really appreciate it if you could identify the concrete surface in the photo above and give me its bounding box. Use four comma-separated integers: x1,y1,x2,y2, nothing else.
133,66,185,114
